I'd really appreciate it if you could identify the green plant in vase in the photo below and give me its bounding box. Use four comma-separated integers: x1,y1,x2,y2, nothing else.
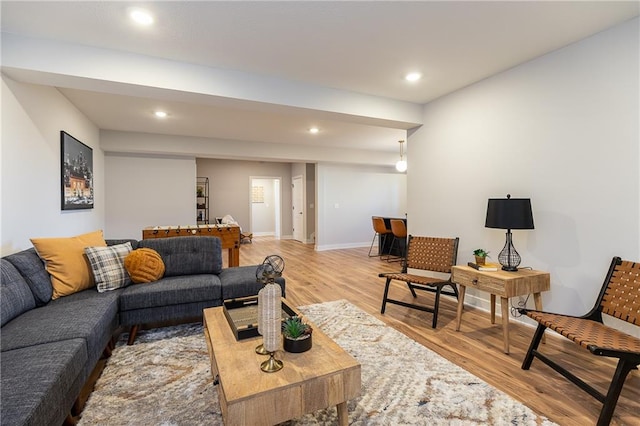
473,248,490,265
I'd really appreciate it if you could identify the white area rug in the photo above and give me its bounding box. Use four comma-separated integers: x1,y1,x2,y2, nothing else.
79,300,555,425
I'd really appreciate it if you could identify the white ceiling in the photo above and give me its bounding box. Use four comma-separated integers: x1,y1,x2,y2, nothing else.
2,1,638,157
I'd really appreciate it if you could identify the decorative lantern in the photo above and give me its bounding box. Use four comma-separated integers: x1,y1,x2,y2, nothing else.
255,255,285,372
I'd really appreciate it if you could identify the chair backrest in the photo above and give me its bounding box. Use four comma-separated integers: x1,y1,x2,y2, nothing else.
404,235,459,274
372,217,389,234
390,219,407,238
594,257,640,326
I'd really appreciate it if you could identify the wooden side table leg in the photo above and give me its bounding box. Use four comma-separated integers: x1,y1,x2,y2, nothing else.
336,402,348,426
455,285,466,331
533,292,546,344
501,297,510,354
490,294,496,324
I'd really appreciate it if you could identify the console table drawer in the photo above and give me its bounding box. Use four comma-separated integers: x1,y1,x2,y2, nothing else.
453,269,508,296
452,266,550,298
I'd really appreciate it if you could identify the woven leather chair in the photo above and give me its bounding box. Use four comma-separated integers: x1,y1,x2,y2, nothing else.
520,257,640,426
379,235,459,328
368,216,392,257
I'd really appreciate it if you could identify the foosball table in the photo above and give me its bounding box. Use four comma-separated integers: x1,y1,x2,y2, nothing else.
142,224,241,267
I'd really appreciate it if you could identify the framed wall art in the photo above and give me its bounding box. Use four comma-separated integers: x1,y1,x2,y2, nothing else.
61,131,94,210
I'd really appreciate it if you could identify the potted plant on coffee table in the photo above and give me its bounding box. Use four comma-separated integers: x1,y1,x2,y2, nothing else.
473,248,490,265
282,316,313,353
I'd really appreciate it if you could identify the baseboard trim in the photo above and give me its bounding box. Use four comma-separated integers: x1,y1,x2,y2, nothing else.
315,242,369,251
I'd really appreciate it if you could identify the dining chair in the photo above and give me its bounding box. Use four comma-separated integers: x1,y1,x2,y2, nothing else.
368,216,392,257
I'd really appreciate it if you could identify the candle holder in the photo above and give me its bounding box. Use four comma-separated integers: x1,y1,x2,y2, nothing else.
255,255,286,372
260,351,283,373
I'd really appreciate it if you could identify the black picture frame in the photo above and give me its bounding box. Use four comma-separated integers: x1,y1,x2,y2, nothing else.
61,131,94,210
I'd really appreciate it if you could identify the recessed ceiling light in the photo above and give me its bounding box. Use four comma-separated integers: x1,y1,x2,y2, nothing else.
309,127,319,134
154,111,167,118
130,8,154,26
405,72,422,82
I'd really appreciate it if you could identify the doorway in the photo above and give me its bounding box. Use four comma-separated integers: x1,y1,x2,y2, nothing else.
250,177,281,238
292,175,304,242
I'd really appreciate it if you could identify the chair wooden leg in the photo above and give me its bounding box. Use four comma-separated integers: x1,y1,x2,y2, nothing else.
597,359,637,426
521,323,546,370
381,278,392,314
127,325,139,346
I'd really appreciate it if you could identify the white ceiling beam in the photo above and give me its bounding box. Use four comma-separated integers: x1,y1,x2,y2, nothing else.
1,33,423,129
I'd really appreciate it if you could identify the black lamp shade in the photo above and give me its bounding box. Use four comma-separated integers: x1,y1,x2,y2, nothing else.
485,198,534,230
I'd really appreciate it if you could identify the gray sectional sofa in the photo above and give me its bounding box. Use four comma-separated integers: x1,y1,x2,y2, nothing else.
0,236,285,426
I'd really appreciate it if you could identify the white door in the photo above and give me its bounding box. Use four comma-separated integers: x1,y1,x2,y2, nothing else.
292,176,304,242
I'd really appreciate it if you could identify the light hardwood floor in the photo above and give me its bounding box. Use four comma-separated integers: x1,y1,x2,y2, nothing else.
232,237,639,426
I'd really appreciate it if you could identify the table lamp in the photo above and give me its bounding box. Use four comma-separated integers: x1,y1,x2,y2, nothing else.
485,194,534,271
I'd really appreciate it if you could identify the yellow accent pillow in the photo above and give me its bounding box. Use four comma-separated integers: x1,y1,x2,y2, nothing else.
31,230,107,299
124,248,165,283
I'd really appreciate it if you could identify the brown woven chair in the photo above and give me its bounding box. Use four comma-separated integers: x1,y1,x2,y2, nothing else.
368,216,392,257
379,235,459,328
520,257,640,426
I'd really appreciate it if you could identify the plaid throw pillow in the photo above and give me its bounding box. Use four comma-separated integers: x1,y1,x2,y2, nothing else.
85,242,132,292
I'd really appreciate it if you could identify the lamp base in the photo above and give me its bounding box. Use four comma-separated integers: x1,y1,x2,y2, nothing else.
498,230,521,272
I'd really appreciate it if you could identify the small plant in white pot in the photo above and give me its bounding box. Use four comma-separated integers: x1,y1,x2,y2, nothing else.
282,316,313,353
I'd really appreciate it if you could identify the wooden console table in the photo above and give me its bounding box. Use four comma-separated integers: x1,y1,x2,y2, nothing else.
142,224,240,267
451,265,550,354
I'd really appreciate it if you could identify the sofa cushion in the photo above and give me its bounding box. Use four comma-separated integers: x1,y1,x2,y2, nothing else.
138,236,222,276
85,242,132,292
119,274,222,311
125,248,165,283
1,339,87,426
119,300,222,327
4,248,53,305
1,260,36,326
106,238,139,249
30,229,107,299
219,265,286,300
0,289,120,373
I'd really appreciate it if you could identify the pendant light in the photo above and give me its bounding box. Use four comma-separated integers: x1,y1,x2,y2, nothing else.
395,140,407,172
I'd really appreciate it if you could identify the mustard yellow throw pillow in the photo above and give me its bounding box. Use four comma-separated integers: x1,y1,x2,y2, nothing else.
124,248,165,283
31,230,107,299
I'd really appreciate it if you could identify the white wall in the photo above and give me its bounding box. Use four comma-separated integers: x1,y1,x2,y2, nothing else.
104,153,196,239
251,178,276,236
306,163,316,243
196,158,293,237
316,163,407,251
1,75,103,254
409,18,639,326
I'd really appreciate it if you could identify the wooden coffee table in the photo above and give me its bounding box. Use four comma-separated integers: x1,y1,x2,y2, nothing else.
203,302,361,426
